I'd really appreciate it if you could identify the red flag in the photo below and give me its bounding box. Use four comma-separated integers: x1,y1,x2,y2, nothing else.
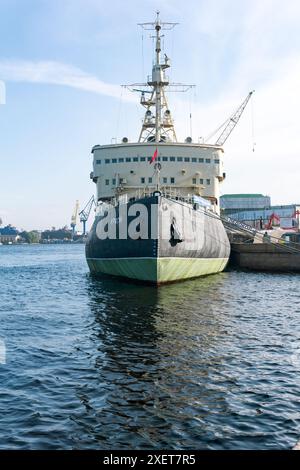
149,148,158,164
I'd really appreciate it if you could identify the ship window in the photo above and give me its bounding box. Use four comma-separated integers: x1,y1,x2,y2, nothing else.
112,178,116,185
141,177,145,184
206,179,211,185
192,178,197,184
184,157,190,162
118,158,124,162
140,157,146,162
192,157,197,163
148,177,152,183
170,177,175,184
177,157,183,162
105,159,110,164
205,158,211,163
163,177,167,184
105,179,109,185
200,178,204,184
214,159,220,164
170,157,175,162
199,158,204,163
96,160,101,164
133,157,138,162
126,158,131,162
112,158,117,163
163,157,168,161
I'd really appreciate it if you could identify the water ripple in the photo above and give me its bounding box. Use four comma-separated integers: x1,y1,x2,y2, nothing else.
0,244,300,449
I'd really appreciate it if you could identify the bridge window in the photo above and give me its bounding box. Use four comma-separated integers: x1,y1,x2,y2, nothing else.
214,159,220,164
206,179,211,185
105,179,109,185
112,178,116,185
170,177,175,184
192,157,197,163
192,178,196,184
200,178,204,184
163,177,167,184
126,158,131,162
184,157,190,162
170,157,175,162
118,158,124,163
177,157,183,162
205,158,211,163
140,157,146,162
147,157,151,162
141,177,145,184
133,157,138,162
199,158,204,163
105,159,110,164
148,177,152,183
112,158,117,163
96,160,101,164
163,157,168,161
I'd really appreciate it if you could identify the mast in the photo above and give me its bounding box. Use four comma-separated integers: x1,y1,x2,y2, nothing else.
124,12,194,143
154,15,161,142
138,12,178,143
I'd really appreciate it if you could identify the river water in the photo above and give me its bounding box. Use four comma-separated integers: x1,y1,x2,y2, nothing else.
0,244,300,449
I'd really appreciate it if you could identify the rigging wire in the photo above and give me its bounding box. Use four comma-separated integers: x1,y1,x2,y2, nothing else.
116,88,123,141
152,35,155,65
213,212,300,255
251,92,256,152
141,30,145,81
171,26,175,69
168,195,300,256
189,88,193,138
205,115,231,143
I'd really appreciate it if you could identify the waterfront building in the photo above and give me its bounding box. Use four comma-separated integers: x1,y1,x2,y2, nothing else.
0,225,20,244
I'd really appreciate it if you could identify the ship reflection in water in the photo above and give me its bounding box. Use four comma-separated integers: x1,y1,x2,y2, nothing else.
85,274,229,449
84,272,300,450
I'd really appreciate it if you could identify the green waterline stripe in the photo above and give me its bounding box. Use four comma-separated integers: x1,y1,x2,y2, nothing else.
87,257,229,283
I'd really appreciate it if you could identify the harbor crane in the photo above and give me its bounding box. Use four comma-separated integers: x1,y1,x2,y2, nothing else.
79,196,96,236
71,200,80,237
206,91,254,146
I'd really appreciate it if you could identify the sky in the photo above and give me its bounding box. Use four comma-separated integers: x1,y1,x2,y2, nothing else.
1,0,300,230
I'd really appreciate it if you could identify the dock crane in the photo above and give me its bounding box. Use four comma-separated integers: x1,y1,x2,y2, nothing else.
206,91,254,146
79,196,96,236
71,200,80,238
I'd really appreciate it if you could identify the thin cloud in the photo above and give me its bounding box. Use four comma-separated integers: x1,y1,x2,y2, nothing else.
0,79,5,104
0,59,135,102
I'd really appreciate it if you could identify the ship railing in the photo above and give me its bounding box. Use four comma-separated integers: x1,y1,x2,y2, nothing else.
96,187,215,213
126,186,186,203
122,187,214,209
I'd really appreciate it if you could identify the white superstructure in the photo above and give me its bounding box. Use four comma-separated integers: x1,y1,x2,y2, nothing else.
91,143,224,206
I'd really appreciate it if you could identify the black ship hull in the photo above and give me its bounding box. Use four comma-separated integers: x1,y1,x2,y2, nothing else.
86,195,230,284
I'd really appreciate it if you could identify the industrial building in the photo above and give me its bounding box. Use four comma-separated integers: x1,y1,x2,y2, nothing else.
220,194,300,230
221,194,271,213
